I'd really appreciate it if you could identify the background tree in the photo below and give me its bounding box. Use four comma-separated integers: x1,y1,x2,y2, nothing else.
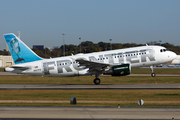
1,41,179,57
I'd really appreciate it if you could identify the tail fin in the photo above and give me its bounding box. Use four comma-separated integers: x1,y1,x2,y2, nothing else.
4,33,43,64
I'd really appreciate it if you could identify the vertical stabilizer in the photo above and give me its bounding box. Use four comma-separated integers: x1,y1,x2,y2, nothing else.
4,33,43,64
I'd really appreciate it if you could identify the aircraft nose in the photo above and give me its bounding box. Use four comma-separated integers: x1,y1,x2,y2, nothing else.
170,52,177,60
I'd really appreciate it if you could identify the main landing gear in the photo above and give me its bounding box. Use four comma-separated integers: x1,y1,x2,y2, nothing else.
150,66,156,77
94,78,101,85
94,73,101,85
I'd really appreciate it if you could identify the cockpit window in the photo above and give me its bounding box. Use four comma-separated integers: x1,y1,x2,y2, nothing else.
160,49,168,52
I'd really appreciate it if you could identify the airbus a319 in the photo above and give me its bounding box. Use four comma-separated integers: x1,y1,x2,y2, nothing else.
4,33,177,85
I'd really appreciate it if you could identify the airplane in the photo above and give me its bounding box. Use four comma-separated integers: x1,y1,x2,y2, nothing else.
170,55,180,65
4,33,177,85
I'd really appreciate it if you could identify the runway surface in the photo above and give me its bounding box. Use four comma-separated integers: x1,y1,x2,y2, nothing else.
0,107,179,119
0,84,180,89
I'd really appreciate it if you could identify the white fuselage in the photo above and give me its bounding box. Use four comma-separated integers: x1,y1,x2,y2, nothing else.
7,45,177,76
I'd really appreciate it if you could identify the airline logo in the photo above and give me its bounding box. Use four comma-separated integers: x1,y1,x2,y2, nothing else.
42,49,155,74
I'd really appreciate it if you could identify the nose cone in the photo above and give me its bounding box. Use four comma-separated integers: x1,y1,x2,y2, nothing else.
170,52,177,60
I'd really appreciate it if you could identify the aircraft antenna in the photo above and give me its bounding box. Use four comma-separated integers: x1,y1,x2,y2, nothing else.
17,31,20,39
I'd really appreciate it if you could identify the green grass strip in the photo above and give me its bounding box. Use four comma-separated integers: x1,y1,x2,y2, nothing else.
0,89,180,107
0,76,180,84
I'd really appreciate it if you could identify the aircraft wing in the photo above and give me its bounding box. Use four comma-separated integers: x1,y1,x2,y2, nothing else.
75,59,110,73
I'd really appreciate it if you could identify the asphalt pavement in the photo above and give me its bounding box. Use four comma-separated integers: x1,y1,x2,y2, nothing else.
0,107,179,119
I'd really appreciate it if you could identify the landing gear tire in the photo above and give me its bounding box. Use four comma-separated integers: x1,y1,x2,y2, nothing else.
94,78,101,85
151,73,156,77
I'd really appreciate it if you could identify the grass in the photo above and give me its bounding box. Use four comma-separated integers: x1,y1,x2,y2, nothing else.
0,68,4,72
1,103,180,107
0,75,180,84
131,68,180,74
0,89,180,107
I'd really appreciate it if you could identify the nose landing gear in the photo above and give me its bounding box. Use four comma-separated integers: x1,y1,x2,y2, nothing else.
150,66,156,77
151,73,156,77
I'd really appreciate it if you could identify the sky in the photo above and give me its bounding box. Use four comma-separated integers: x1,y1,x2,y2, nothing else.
0,0,180,50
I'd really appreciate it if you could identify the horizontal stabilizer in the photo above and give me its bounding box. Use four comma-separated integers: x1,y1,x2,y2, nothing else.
5,66,30,72
10,66,30,70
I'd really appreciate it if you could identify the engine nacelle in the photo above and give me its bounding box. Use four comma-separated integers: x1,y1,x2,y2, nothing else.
104,64,131,76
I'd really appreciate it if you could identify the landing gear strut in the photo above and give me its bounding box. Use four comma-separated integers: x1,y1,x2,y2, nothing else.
150,66,156,77
94,73,101,85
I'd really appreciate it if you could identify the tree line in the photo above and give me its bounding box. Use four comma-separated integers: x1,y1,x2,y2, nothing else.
32,41,180,58
1,41,180,58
